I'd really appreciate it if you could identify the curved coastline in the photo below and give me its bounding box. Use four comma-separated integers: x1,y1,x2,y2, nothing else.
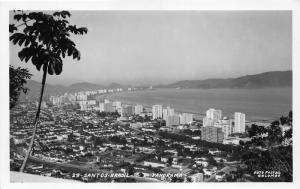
101,88,292,123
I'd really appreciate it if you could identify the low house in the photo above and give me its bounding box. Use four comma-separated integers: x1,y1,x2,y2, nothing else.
215,171,226,181
188,172,204,182
208,148,221,155
203,167,217,176
144,159,166,168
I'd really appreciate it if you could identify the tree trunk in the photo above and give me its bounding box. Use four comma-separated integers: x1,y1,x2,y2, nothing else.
20,68,47,172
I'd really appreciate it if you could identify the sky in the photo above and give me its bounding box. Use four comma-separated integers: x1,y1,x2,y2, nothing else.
10,11,292,86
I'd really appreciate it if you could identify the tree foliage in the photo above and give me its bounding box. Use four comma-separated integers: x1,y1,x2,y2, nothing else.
241,111,293,182
9,65,32,109
10,10,88,75
10,10,87,172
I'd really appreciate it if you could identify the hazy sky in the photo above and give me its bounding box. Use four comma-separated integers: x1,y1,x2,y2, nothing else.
10,11,292,86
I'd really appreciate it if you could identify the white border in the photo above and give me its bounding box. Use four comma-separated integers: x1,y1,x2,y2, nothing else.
0,1,299,189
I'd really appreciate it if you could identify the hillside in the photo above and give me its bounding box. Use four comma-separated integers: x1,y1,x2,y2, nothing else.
23,81,115,97
157,70,292,89
22,70,292,98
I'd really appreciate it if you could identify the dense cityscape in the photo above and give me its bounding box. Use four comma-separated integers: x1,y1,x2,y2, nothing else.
7,10,293,184
10,87,293,182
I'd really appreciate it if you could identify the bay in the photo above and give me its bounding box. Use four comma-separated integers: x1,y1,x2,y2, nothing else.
105,87,292,121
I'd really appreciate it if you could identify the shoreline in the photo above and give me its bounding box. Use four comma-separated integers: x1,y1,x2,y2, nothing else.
101,90,277,124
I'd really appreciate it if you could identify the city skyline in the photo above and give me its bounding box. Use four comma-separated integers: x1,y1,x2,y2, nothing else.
7,8,294,184
10,11,292,86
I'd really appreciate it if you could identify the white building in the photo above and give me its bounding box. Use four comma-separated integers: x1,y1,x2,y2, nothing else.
99,103,105,112
50,96,62,106
203,108,222,127
189,173,204,182
113,101,122,109
76,93,87,101
179,113,193,124
234,112,246,133
214,117,232,139
87,100,96,105
36,101,47,108
116,107,123,116
203,117,214,127
166,115,180,126
206,108,222,121
162,106,175,120
152,105,163,119
143,160,166,168
134,104,143,115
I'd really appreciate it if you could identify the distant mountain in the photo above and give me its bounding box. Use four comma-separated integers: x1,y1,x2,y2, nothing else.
157,70,292,89
24,80,68,97
107,82,124,89
24,81,121,97
68,82,105,92
23,70,292,98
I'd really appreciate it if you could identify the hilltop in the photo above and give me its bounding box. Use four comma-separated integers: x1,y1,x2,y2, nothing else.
156,70,292,89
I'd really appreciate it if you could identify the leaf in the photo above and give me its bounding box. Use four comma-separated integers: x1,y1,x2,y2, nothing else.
18,50,26,61
24,37,31,46
18,36,26,46
54,58,63,75
48,63,54,75
22,14,28,21
67,47,72,56
10,11,87,75
13,14,22,21
36,63,43,71
10,33,26,46
77,27,88,35
24,54,32,63
32,55,40,66
9,24,17,33
62,11,71,17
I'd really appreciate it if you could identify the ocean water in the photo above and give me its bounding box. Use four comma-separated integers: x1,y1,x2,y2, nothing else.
106,88,292,121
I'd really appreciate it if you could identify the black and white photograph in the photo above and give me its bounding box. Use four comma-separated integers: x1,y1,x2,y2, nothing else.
0,0,299,188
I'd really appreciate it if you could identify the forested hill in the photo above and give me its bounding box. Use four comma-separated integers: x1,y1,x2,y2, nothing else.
156,70,292,89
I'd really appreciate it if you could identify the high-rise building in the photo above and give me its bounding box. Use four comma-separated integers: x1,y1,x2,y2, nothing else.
99,103,105,112
113,101,122,109
203,117,214,127
87,100,96,105
50,96,61,106
152,105,163,119
166,115,180,126
201,126,224,143
123,106,134,117
229,119,235,134
203,108,222,127
234,112,246,133
67,94,76,104
179,113,193,124
222,124,232,139
134,104,143,115
206,108,222,121
36,101,47,108
76,93,87,101
99,102,116,112
105,103,116,113
162,106,175,120
116,107,123,116
214,118,232,139
80,104,88,111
